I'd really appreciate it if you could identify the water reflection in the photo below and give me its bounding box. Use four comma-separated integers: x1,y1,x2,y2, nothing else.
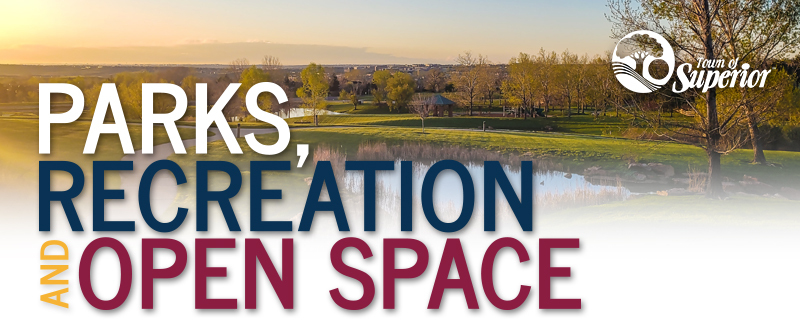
345,161,623,200
339,160,630,220
280,108,343,119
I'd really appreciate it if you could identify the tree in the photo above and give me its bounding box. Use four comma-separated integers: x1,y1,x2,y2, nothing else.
239,66,271,114
386,72,416,112
296,63,329,126
180,75,201,102
454,52,488,116
610,0,728,197
717,68,796,163
371,70,392,104
574,54,591,113
259,55,291,117
409,94,435,134
113,72,169,120
502,53,536,118
593,52,625,117
261,55,282,72
534,48,558,114
608,0,800,197
342,69,366,110
208,73,243,119
223,58,253,118
229,58,250,73
480,65,501,111
339,90,359,110
83,82,106,120
345,69,367,93
329,73,341,94
425,68,448,93
558,50,578,118
717,1,800,164
604,51,631,118
767,68,800,135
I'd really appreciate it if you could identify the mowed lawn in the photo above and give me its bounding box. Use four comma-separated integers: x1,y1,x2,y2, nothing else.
285,112,632,136
181,113,659,139
327,101,393,114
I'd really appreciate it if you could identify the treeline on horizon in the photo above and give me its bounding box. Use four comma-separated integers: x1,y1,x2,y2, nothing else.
2,49,800,152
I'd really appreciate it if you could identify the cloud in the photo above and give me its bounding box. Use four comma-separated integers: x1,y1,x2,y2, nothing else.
0,42,443,65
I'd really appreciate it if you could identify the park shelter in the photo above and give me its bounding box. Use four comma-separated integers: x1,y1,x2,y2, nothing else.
429,95,455,117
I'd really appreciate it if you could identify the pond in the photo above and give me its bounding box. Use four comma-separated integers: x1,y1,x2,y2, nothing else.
279,108,344,119
340,160,631,218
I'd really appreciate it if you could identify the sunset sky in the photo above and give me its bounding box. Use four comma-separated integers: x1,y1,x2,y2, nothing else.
0,0,615,64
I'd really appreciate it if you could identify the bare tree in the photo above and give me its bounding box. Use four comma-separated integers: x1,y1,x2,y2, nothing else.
228,58,251,75
480,65,501,111
261,55,282,72
208,74,242,120
535,48,558,114
409,93,436,134
425,68,448,93
559,50,578,118
574,54,591,114
455,52,488,116
606,0,800,197
585,54,616,116
257,55,291,116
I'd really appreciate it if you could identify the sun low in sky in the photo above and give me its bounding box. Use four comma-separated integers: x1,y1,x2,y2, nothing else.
0,0,614,64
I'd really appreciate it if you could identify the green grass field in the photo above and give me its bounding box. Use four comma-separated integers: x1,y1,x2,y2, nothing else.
179,111,634,136
327,101,394,114
0,118,203,184
0,102,77,118
285,113,631,136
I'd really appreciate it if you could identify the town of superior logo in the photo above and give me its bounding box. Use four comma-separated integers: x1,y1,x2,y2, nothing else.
612,30,676,93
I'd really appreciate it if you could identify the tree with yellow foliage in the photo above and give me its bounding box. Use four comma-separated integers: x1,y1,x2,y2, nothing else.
297,63,329,126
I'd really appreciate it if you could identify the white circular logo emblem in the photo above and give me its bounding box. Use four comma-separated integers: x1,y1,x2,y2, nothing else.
612,30,675,93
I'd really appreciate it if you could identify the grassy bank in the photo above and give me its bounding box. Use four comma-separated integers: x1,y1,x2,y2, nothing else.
0,118,203,184
177,113,631,136
164,126,800,220
170,126,800,190
327,101,393,114
285,113,631,136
